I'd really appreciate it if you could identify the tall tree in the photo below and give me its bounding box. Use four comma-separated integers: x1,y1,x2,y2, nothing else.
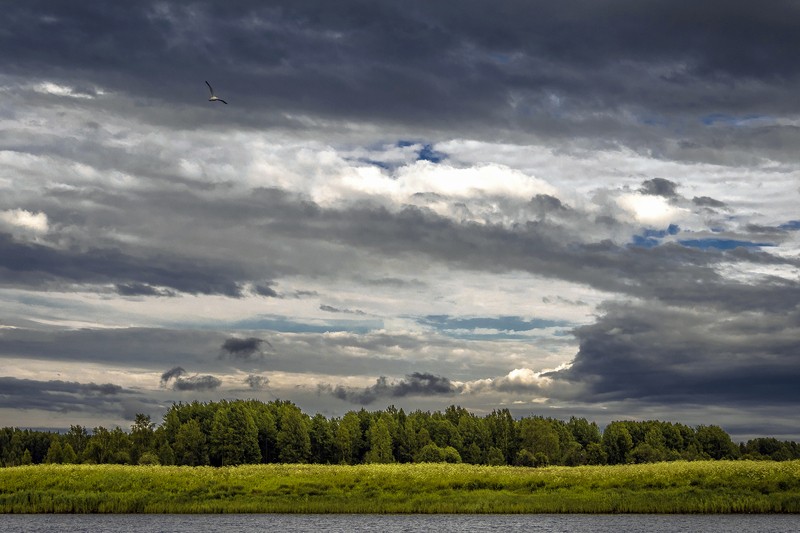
210,402,260,466
276,405,311,463
174,419,208,466
365,416,394,464
309,413,335,464
130,413,155,465
603,422,634,465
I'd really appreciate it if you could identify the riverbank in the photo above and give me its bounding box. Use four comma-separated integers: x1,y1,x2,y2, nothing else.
2,461,799,513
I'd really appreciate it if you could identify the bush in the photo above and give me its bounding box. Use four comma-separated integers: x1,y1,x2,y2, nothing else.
138,452,160,466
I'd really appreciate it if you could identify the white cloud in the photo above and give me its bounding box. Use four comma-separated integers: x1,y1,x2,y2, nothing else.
32,81,97,99
616,193,686,226
0,208,49,234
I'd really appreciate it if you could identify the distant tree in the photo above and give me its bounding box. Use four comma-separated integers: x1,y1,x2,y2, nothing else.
457,413,490,464
130,413,155,465
174,419,208,466
603,422,634,464
486,446,506,466
486,409,516,464
365,416,394,464
276,406,311,463
517,418,560,465
585,442,608,465
515,448,537,467
157,441,176,466
62,443,78,464
64,425,90,461
246,401,278,463
567,417,602,448
309,413,335,464
696,425,739,460
210,402,260,466
84,427,112,464
414,443,462,463
138,451,160,465
45,438,64,464
335,412,362,464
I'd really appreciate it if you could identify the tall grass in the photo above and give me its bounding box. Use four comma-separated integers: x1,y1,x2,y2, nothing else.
1,461,799,514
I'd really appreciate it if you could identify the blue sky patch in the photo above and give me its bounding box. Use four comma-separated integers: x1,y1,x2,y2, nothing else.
779,220,800,231
678,238,772,251
630,224,680,248
419,315,570,340
701,113,770,126
228,315,382,335
397,140,447,163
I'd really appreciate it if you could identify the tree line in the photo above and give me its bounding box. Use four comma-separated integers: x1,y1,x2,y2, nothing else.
2,399,799,467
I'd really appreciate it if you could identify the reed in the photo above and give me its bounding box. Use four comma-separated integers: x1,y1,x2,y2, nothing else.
2,461,799,514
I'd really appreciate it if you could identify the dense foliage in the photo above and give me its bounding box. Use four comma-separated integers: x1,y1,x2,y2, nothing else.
2,400,799,467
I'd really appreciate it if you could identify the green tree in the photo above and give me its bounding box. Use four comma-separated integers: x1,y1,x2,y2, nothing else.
585,442,608,465
61,443,78,464
210,402,260,466
309,413,335,464
414,443,462,463
64,425,89,461
696,425,739,460
567,416,602,448
335,412,362,464
130,413,155,465
365,416,394,464
517,417,561,465
603,422,634,464
157,441,176,466
486,409,516,464
45,438,64,464
276,406,311,463
486,446,506,466
174,419,208,466
84,427,114,464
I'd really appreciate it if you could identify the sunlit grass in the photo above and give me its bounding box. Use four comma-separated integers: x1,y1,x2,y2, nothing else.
2,461,799,513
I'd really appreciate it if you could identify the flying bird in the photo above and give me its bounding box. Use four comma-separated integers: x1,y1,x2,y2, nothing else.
205,80,227,104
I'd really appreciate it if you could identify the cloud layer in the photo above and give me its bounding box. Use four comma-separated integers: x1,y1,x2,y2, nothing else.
1,0,799,439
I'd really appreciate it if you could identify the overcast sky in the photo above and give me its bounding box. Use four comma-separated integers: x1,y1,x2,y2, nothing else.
2,0,799,441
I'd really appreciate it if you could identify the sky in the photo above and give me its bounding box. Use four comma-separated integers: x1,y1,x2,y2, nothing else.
1,0,799,441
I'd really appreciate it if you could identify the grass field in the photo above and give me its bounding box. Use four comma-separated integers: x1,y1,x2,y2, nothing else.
1,461,799,513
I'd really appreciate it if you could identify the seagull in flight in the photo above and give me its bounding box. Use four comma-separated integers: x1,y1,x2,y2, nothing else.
205,80,227,104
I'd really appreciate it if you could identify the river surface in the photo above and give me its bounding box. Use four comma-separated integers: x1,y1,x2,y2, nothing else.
0,514,797,532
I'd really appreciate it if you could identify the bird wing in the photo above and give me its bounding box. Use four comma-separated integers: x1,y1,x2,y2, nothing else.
218,99,228,104
205,80,214,96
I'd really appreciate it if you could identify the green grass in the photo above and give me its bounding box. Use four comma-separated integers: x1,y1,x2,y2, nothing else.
2,461,800,513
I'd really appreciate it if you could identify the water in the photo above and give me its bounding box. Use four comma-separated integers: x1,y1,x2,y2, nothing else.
0,514,797,533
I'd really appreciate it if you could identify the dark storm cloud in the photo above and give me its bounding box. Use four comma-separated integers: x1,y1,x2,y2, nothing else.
0,376,149,414
693,196,727,208
160,366,187,388
244,374,269,390
160,367,222,391
320,304,366,316
550,302,800,406
529,194,569,216
4,0,800,142
323,372,462,405
0,233,245,297
0,328,224,369
278,200,800,314
640,178,679,198
116,283,177,297
253,284,280,298
171,374,222,392
220,337,271,360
